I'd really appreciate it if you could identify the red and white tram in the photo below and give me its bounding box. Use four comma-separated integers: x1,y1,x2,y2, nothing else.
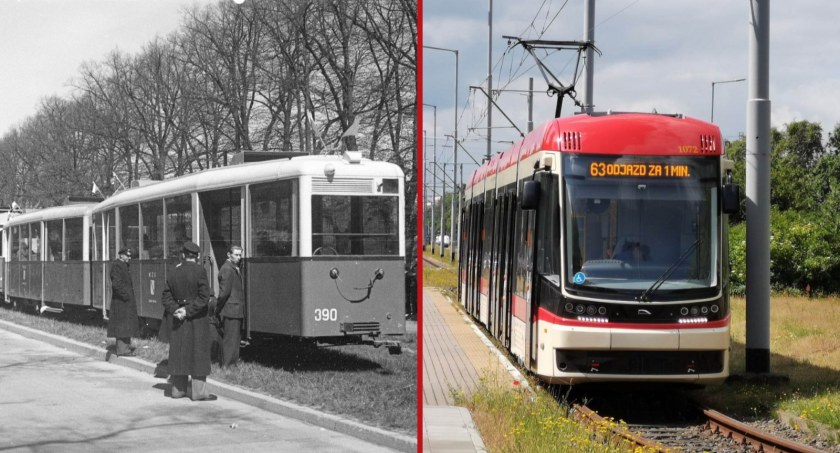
459,112,740,385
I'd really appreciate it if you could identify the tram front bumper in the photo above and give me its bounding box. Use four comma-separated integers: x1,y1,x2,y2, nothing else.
539,321,730,384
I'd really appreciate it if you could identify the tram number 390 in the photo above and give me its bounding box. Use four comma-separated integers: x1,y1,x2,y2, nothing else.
314,308,338,322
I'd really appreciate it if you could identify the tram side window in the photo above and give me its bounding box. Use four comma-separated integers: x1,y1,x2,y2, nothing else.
311,195,399,256
535,174,561,276
46,220,63,261
10,226,19,262
165,195,192,259
29,223,42,261
65,218,83,261
251,180,296,257
199,188,241,266
106,210,116,260
141,200,164,259
120,205,140,257
90,214,100,261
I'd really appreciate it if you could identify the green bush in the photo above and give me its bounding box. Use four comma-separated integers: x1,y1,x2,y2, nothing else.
729,209,840,295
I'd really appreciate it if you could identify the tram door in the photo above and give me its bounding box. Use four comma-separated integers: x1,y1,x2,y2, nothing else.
198,187,243,322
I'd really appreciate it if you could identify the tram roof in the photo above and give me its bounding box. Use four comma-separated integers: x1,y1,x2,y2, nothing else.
94,153,404,211
466,112,722,189
6,204,97,227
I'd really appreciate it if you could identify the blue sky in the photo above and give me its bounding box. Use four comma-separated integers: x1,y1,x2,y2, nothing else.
423,0,840,181
0,0,218,137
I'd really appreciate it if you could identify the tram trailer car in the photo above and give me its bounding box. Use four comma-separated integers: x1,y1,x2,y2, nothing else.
2,152,407,352
459,112,740,385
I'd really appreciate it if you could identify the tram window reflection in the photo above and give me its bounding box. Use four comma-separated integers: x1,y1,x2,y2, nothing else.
165,195,192,258
119,205,140,258
141,200,164,259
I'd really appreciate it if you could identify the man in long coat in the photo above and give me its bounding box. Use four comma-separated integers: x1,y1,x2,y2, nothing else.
216,245,245,367
161,241,215,401
107,247,138,356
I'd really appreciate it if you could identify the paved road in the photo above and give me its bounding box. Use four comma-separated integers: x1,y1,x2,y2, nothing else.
0,328,398,453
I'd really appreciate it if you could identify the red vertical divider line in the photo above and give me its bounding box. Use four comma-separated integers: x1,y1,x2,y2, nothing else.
416,0,424,449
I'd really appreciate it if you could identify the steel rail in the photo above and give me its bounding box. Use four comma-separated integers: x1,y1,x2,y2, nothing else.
703,408,824,453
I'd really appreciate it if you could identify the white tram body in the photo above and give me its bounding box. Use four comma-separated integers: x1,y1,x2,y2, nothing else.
2,152,407,349
460,113,739,385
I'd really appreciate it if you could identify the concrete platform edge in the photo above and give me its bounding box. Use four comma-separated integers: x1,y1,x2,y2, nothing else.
0,319,416,453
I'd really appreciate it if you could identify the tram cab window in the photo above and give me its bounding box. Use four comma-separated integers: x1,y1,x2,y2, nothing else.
311,195,399,256
250,180,296,257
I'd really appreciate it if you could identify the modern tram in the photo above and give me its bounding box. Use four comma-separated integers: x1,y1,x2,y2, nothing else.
1,151,407,353
459,112,740,385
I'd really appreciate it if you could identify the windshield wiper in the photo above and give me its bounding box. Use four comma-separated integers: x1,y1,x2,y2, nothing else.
637,238,701,302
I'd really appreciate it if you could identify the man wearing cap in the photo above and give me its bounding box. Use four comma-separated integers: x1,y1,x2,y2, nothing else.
161,241,216,401
107,247,139,356
216,244,245,367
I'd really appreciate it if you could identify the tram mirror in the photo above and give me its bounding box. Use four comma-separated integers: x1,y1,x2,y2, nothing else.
722,183,740,214
521,180,541,210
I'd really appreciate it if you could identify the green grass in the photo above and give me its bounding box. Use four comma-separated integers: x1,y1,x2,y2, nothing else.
454,375,650,453
0,305,417,434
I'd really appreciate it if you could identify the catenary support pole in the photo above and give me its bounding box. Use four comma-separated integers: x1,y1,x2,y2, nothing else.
745,0,771,374
581,0,595,113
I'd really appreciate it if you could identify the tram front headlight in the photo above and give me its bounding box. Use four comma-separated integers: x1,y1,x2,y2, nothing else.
324,163,336,181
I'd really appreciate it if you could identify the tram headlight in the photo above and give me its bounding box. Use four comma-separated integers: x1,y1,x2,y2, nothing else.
329,268,340,279
324,163,336,181
710,304,720,314
586,305,597,316
598,306,607,316
680,307,689,316
701,306,709,315
565,302,574,313
690,307,699,316
575,304,585,314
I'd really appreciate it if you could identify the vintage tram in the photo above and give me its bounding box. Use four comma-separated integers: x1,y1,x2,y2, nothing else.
2,151,406,352
459,112,740,384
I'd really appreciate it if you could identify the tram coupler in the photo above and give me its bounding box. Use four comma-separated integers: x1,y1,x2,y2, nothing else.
373,339,402,355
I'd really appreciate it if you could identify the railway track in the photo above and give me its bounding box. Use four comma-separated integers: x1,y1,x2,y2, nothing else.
573,403,827,452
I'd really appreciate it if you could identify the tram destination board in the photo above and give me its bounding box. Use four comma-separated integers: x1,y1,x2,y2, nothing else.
588,161,692,178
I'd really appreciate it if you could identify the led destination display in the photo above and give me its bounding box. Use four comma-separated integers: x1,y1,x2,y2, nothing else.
589,161,692,178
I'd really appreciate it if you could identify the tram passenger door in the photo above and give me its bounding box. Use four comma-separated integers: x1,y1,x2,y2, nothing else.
198,188,243,327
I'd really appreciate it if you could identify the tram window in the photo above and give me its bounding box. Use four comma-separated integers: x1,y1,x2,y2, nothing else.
250,180,296,257
46,220,63,261
311,195,399,256
119,205,140,257
65,218,83,261
141,200,164,259
199,188,241,265
535,174,561,276
90,214,100,261
10,226,19,262
165,195,192,258
106,210,116,260
29,223,42,261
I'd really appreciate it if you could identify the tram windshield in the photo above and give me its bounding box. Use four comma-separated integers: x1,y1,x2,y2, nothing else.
563,154,719,296
311,195,399,256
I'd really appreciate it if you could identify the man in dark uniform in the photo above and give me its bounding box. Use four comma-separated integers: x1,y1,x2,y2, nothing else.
161,241,216,401
216,245,244,367
107,247,138,356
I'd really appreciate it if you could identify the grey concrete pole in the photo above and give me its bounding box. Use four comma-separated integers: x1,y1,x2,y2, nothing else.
745,0,771,374
486,0,493,162
528,78,534,132
440,163,446,258
582,0,595,113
